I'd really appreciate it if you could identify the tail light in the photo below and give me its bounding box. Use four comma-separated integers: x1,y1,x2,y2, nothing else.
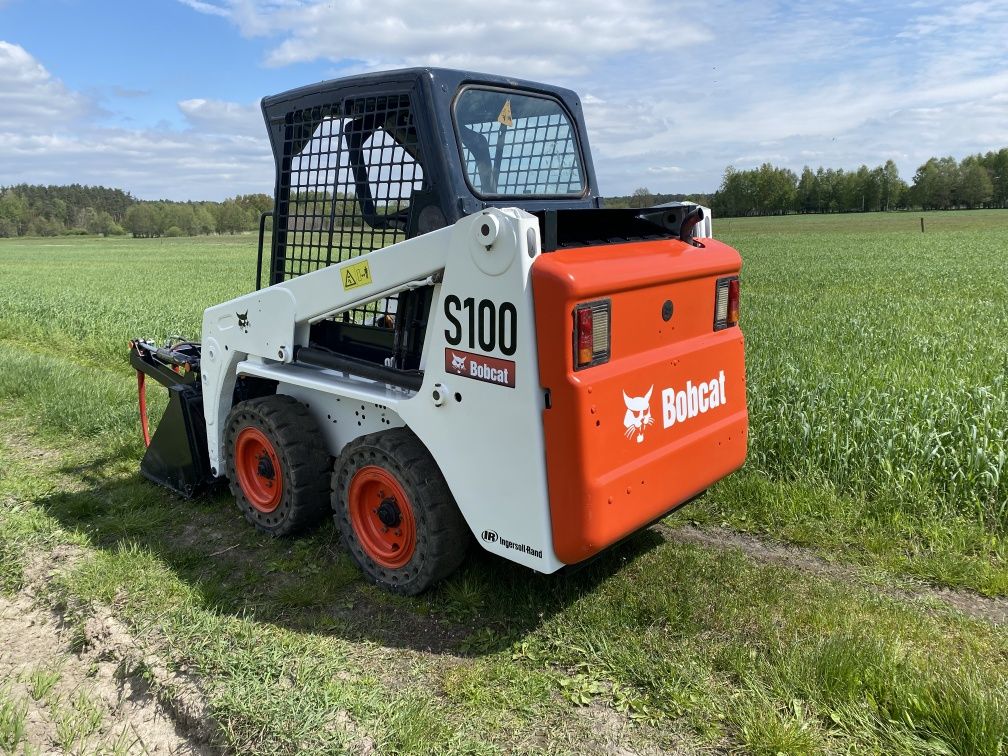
574,299,610,369
714,276,740,330
728,278,740,326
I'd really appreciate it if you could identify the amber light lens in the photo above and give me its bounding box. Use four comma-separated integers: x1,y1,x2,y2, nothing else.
577,306,594,366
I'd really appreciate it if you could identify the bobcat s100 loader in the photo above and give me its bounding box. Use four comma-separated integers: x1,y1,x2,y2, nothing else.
130,68,747,594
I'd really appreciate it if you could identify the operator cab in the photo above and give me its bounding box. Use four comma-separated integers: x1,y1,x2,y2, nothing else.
260,68,698,372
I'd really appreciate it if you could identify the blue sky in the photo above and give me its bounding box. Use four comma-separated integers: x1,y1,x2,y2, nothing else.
2,0,1006,200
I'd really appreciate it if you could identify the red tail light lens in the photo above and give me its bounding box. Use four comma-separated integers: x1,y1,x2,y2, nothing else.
714,276,740,330
728,278,740,326
574,300,611,369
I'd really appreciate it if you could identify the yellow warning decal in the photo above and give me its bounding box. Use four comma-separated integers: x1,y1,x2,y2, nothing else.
341,259,373,291
496,99,513,127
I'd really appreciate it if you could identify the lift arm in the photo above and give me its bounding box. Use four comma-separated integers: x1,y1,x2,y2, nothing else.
199,214,481,474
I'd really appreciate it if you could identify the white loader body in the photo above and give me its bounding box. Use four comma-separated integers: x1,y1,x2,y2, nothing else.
201,208,564,572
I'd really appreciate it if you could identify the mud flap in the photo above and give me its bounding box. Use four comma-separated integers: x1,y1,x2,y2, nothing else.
140,383,218,498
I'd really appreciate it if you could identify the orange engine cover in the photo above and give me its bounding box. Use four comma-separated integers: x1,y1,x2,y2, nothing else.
532,238,748,565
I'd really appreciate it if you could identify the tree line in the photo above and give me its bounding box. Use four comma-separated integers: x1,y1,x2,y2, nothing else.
4,147,1007,238
608,148,1008,217
0,184,273,238
122,195,272,238
0,184,133,237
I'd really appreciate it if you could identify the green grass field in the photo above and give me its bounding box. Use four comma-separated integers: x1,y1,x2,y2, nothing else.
708,211,1008,594
1,210,1006,754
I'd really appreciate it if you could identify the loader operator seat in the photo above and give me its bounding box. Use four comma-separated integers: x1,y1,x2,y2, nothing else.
457,125,495,194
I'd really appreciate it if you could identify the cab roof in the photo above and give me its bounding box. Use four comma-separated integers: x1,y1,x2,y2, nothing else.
260,67,583,111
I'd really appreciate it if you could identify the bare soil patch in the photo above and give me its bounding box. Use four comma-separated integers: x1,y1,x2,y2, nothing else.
574,702,714,756
1,546,217,754
0,591,210,754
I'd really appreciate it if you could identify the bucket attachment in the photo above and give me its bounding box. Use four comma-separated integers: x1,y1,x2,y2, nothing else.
130,339,219,498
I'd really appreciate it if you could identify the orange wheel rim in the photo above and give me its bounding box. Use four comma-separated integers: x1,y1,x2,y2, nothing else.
348,466,416,569
234,427,283,512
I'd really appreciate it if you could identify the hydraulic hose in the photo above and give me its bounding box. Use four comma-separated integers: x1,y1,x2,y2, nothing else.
137,370,151,447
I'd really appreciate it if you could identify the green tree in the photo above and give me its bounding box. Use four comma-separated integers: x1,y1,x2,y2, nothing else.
990,148,1008,207
235,193,274,216
217,200,249,234
911,158,958,209
958,161,993,208
27,216,65,237
753,163,796,215
164,203,197,235
77,206,100,234
0,190,28,236
92,210,121,236
629,187,654,209
194,206,216,235
796,167,818,213
879,160,904,211
0,190,27,235
124,204,159,237
712,166,753,217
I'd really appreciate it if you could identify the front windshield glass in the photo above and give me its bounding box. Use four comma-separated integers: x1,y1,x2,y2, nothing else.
453,87,586,197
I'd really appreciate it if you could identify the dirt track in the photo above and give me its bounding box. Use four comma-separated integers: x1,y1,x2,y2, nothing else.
665,524,1008,625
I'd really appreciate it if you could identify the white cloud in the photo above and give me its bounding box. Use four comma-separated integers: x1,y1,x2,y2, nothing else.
178,98,264,137
0,41,92,129
897,0,1005,38
646,165,683,175
176,0,231,18
181,0,711,77
0,42,272,199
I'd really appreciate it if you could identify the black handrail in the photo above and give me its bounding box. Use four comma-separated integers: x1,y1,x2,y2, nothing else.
256,211,273,290
294,346,423,392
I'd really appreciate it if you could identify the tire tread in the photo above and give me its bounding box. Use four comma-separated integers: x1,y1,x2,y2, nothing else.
332,427,467,594
224,395,330,536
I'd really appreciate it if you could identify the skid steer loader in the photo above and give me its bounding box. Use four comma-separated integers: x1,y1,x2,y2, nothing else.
130,68,747,594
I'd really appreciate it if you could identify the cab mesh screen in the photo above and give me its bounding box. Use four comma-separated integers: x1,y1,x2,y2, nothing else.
272,93,423,323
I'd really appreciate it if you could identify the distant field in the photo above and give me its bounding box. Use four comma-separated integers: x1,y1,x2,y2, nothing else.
1,210,1006,754
708,209,1008,593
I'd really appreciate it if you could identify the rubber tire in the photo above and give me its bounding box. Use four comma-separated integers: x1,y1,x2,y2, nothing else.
224,395,330,536
333,428,468,595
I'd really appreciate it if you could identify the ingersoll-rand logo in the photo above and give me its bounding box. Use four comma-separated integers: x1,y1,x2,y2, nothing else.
623,371,727,443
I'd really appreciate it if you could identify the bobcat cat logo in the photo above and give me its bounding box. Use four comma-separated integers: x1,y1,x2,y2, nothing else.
450,353,467,373
623,386,654,443
237,311,249,333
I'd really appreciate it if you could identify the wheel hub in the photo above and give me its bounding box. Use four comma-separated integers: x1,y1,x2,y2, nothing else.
376,497,401,528
256,453,275,480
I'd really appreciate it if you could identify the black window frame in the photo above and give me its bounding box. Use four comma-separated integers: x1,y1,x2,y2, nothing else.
450,84,590,201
